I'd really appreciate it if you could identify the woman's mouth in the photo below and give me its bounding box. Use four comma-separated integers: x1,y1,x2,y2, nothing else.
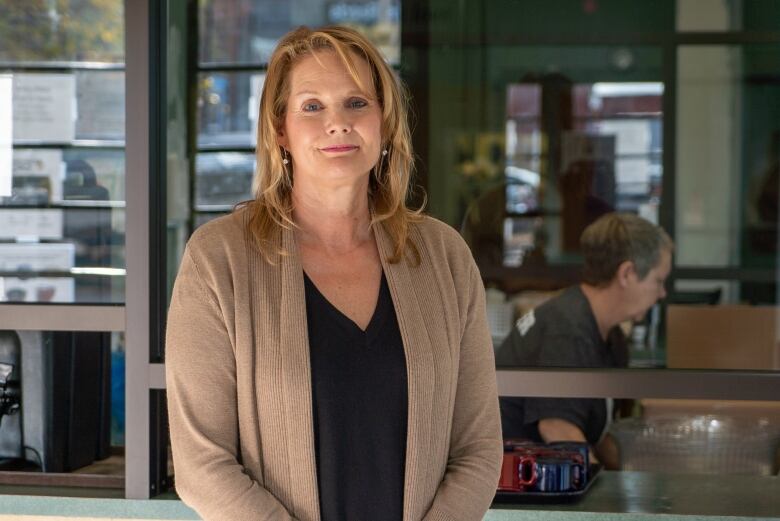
320,145,358,152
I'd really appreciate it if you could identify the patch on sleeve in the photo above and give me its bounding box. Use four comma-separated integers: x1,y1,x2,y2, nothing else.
515,310,536,337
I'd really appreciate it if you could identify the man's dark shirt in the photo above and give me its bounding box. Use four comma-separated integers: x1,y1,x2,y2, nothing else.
495,286,627,445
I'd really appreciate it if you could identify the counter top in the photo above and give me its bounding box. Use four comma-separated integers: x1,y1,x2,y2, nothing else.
489,470,780,519
0,471,778,520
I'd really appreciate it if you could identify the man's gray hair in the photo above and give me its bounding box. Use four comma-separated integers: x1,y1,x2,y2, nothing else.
580,213,673,286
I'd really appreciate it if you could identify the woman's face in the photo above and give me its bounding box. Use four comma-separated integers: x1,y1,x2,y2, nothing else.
278,50,382,190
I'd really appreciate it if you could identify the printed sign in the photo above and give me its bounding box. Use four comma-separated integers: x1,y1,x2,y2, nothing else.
0,209,64,240
13,73,76,142
76,71,125,140
0,75,11,196
0,243,75,303
11,148,64,202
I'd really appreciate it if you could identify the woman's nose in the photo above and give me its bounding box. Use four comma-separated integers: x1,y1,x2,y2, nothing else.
327,123,350,135
327,112,351,135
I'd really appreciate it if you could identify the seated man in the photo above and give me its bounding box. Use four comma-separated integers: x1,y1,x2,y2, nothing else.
495,212,672,467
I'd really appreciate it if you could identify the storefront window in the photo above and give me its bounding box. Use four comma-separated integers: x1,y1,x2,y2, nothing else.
188,0,402,226
0,0,125,491
0,1,125,304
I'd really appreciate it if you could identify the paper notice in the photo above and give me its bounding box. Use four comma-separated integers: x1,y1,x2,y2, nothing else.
0,75,11,196
12,73,75,142
12,148,64,202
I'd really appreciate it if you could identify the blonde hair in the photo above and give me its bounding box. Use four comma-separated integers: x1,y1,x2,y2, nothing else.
243,25,423,264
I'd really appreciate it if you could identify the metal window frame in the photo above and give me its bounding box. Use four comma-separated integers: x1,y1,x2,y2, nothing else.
125,0,180,499
125,0,154,500
0,305,125,331
497,369,780,401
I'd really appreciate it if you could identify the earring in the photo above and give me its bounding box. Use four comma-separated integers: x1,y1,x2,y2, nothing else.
282,149,290,165
381,149,388,156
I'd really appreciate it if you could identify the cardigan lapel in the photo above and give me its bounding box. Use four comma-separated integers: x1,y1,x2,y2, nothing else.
277,225,320,521
375,223,436,521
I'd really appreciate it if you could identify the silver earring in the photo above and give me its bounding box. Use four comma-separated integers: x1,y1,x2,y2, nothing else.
282,149,290,165
381,149,388,156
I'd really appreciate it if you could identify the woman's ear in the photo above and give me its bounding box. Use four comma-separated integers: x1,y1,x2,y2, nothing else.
276,129,288,149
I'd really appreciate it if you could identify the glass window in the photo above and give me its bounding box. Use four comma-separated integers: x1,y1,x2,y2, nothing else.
0,3,126,305
676,0,780,32
0,329,123,482
1,79,126,303
0,2,123,63
454,46,663,268
198,71,263,148
676,45,780,278
195,152,255,210
199,0,401,65
0,0,126,494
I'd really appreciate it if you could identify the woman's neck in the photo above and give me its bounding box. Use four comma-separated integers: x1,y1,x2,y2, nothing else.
291,181,373,254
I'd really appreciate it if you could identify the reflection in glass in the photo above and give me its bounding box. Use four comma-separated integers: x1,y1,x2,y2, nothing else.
195,152,255,209
199,0,401,65
2,70,126,303
676,0,780,33
0,2,124,63
75,70,125,141
676,45,780,286
11,73,76,143
198,72,263,148
498,80,664,266
9,72,125,145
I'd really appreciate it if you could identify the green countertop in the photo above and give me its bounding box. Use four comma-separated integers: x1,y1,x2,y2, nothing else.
0,471,778,520
489,470,780,520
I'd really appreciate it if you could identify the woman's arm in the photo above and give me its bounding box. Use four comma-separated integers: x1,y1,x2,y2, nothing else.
166,248,296,521
423,262,503,521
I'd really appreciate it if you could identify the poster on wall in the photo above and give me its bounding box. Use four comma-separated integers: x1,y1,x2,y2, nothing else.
0,75,11,197
12,73,76,143
11,148,64,203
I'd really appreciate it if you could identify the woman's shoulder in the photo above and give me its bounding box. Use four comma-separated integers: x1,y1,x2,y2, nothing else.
184,209,247,266
413,214,469,250
411,214,476,274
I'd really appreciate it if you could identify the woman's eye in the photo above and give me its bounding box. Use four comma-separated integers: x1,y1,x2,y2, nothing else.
302,102,322,112
348,99,368,109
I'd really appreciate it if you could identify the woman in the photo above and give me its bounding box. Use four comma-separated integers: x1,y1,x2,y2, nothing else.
166,25,502,521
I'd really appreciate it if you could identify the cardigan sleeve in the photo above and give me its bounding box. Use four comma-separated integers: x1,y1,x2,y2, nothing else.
166,247,297,521
423,261,503,521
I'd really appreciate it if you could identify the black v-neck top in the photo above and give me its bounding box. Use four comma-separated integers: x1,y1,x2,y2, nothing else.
303,271,408,521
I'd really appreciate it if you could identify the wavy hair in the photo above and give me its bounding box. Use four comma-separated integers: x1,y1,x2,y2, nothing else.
242,25,423,264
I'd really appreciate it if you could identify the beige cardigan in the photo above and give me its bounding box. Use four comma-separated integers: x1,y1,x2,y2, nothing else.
165,210,503,521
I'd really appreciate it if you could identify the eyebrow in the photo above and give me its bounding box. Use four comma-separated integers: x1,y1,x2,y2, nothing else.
291,89,372,99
